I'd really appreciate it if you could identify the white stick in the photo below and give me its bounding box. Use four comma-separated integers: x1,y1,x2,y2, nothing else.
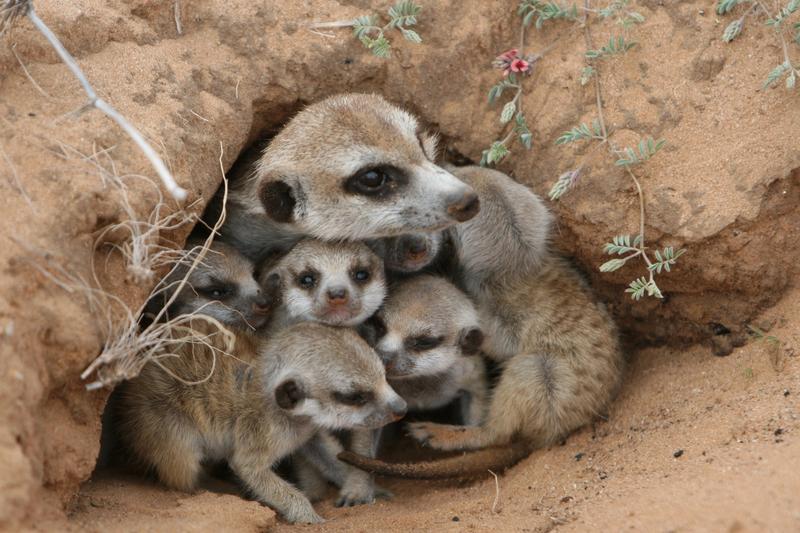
26,6,188,202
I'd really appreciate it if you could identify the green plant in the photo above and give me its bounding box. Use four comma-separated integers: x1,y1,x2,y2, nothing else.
543,1,684,300
312,1,423,58
717,0,800,89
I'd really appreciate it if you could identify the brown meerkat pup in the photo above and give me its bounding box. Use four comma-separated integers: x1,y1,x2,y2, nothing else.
363,274,487,424
217,93,480,263
259,238,391,507
339,166,624,479
119,323,407,523
144,239,281,333
264,238,386,329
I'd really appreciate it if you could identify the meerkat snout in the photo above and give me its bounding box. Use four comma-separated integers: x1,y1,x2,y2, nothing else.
266,239,386,327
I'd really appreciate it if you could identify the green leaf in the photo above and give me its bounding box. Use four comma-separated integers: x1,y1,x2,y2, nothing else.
580,66,596,85
763,62,789,88
625,277,663,300
388,0,421,28
615,137,665,166
352,15,379,39
722,19,743,42
400,28,422,43
482,141,510,166
603,234,641,255
716,0,747,15
600,258,628,272
647,247,686,274
500,101,516,124
370,35,391,57
787,70,797,89
555,122,595,144
548,168,581,200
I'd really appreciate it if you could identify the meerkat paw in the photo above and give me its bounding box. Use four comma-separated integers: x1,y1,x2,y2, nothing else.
283,504,325,524
406,422,479,451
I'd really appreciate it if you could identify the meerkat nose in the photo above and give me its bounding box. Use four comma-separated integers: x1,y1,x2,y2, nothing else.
446,191,481,222
252,295,272,315
406,237,428,258
389,397,407,420
326,286,349,305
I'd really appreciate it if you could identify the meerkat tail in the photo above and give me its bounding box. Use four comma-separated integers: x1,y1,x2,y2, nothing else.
337,442,530,480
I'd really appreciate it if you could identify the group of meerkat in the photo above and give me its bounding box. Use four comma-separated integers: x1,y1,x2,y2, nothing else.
115,94,624,523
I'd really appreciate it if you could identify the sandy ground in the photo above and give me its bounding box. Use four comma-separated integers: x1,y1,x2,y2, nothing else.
59,285,800,532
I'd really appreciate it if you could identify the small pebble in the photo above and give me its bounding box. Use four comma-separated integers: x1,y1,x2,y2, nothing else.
574,452,585,461
598,471,608,480
452,516,460,522
673,449,684,458
784,389,791,397
774,428,784,436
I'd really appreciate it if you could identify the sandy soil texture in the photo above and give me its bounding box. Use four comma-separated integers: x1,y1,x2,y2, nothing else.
0,0,798,530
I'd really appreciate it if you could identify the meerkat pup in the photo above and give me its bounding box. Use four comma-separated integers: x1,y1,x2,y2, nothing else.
339,166,623,479
363,274,487,423
144,240,280,333
119,323,407,523
259,238,390,507
264,238,385,329
218,93,480,263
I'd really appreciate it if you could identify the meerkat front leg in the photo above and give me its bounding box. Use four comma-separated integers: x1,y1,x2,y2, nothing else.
457,355,489,426
292,454,329,503
230,446,322,524
303,430,388,507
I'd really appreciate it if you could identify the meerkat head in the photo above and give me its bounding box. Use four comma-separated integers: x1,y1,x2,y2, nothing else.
360,275,483,379
370,232,445,274
267,239,386,327
263,323,407,429
155,241,280,331
242,93,480,240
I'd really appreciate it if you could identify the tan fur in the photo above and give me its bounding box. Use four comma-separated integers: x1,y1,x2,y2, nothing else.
220,94,479,263
119,322,406,523
340,166,623,479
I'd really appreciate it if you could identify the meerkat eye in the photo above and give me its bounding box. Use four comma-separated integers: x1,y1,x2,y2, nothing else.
344,166,406,197
405,335,445,352
334,390,375,407
198,282,236,300
352,269,370,283
296,270,318,289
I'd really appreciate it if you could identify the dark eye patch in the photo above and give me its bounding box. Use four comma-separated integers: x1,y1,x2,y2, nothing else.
405,335,445,352
197,279,237,300
350,265,371,283
295,268,319,290
333,389,375,407
343,165,408,199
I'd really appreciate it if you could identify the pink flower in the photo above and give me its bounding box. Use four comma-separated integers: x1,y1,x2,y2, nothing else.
510,59,530,73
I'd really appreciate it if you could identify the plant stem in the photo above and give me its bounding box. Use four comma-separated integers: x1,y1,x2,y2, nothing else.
26,6,188,201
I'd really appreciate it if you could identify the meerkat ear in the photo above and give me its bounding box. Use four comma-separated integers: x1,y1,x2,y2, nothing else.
275,378,306,410
457,327,484,355
358,314,387,347
418,130,440,161
260,179,297,223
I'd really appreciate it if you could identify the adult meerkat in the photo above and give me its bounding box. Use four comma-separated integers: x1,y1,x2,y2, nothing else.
264,238,385,329
218,93,480,263
119,323,407,523
339,166,624,479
